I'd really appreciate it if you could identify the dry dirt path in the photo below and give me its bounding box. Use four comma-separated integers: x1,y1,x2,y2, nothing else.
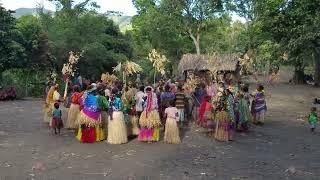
0,84,320,180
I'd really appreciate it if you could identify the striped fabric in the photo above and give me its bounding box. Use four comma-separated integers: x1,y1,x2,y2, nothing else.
254,92,267,113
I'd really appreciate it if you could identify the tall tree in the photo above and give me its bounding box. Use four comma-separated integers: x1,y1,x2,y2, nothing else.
16,15,50,69
133,0,225,55
256,0,320,84
39,0,133,79
0,6,25,82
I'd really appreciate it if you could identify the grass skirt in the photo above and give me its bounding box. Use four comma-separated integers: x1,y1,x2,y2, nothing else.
214,111,234,142
65,103,80,129
164,118,181,144
129,115,140,135
76,125,105,143
139,110,161,129
78,111,100,127
43,103,54,124
101,111,108,137
138,127,160,142
107,111,128,144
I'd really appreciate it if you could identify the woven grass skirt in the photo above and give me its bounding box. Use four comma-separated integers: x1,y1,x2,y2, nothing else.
129,115,140,135
139,110,161,129
65,103,80,129
107,111,128,144
164,118,181,144
78,111,100,127
214,111,234,142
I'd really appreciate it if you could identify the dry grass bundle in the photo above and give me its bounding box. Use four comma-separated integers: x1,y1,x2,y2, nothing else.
62,51,81,77
113,61,142,75
101,73,118,84
148,49,168,75
123,61,142,75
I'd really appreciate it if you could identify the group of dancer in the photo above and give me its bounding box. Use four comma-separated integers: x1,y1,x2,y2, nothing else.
43,77,267,144
195,82,267,141
43,81,181,144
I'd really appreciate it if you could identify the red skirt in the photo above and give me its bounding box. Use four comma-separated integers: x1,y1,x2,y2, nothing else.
81,126,97,143
52,118,64,129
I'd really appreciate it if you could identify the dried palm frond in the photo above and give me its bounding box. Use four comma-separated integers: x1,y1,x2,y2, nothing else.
239,52,255,74
186,75,200,91
113,62,122,72
62,51,81,77
148,49,168,75
123,61,142,75
101,72,118,84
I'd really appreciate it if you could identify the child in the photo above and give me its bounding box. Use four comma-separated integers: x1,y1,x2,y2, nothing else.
308,107,318,132
52,103,63,134
164,100,181,144
252,85,267,125
237,94,251,132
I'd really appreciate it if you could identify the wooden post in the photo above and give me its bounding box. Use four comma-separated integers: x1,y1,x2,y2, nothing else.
63,78,68,100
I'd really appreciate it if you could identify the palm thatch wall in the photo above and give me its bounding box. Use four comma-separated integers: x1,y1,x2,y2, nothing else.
178,53,240,73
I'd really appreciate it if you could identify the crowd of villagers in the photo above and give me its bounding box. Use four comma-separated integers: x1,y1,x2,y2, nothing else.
43,74,267,144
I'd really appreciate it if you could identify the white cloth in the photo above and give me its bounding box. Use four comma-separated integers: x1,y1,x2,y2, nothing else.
135,91,144,112
53,91,60,101
165,107,179,121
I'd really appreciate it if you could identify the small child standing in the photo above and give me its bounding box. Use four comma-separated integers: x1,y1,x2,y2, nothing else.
252,85,267,125
164,101,181,144
308,107,318,132
52,103,63,134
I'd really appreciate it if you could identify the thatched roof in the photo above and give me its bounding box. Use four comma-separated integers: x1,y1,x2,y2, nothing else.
178,53,240,73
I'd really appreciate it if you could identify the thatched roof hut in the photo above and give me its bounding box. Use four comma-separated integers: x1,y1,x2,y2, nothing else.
178,53,240,73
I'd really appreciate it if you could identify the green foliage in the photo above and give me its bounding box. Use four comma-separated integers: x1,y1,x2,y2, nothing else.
2,69,47,98
252,0,320,83
0,6,26,75
16,15,50,68
39,0,133,80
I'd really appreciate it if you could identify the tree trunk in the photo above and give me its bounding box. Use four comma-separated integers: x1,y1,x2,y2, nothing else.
314,47,320,86
293,67,305,84
189,30,201,55
0,70,3,87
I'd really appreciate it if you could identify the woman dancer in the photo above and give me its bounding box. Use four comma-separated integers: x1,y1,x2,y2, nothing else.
65,85,83,129
139,86,161,142
107,89,128,144
214,86,235,142
43,84,61,126
76,84,105,143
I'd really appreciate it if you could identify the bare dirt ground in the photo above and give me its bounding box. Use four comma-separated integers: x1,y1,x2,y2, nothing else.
0,83,320,180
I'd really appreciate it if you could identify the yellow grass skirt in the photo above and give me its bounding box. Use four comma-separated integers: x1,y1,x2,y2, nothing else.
65,103,80,129
139,110,161,129
43,103,54,124
107,111,128,144
164,118,181,144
